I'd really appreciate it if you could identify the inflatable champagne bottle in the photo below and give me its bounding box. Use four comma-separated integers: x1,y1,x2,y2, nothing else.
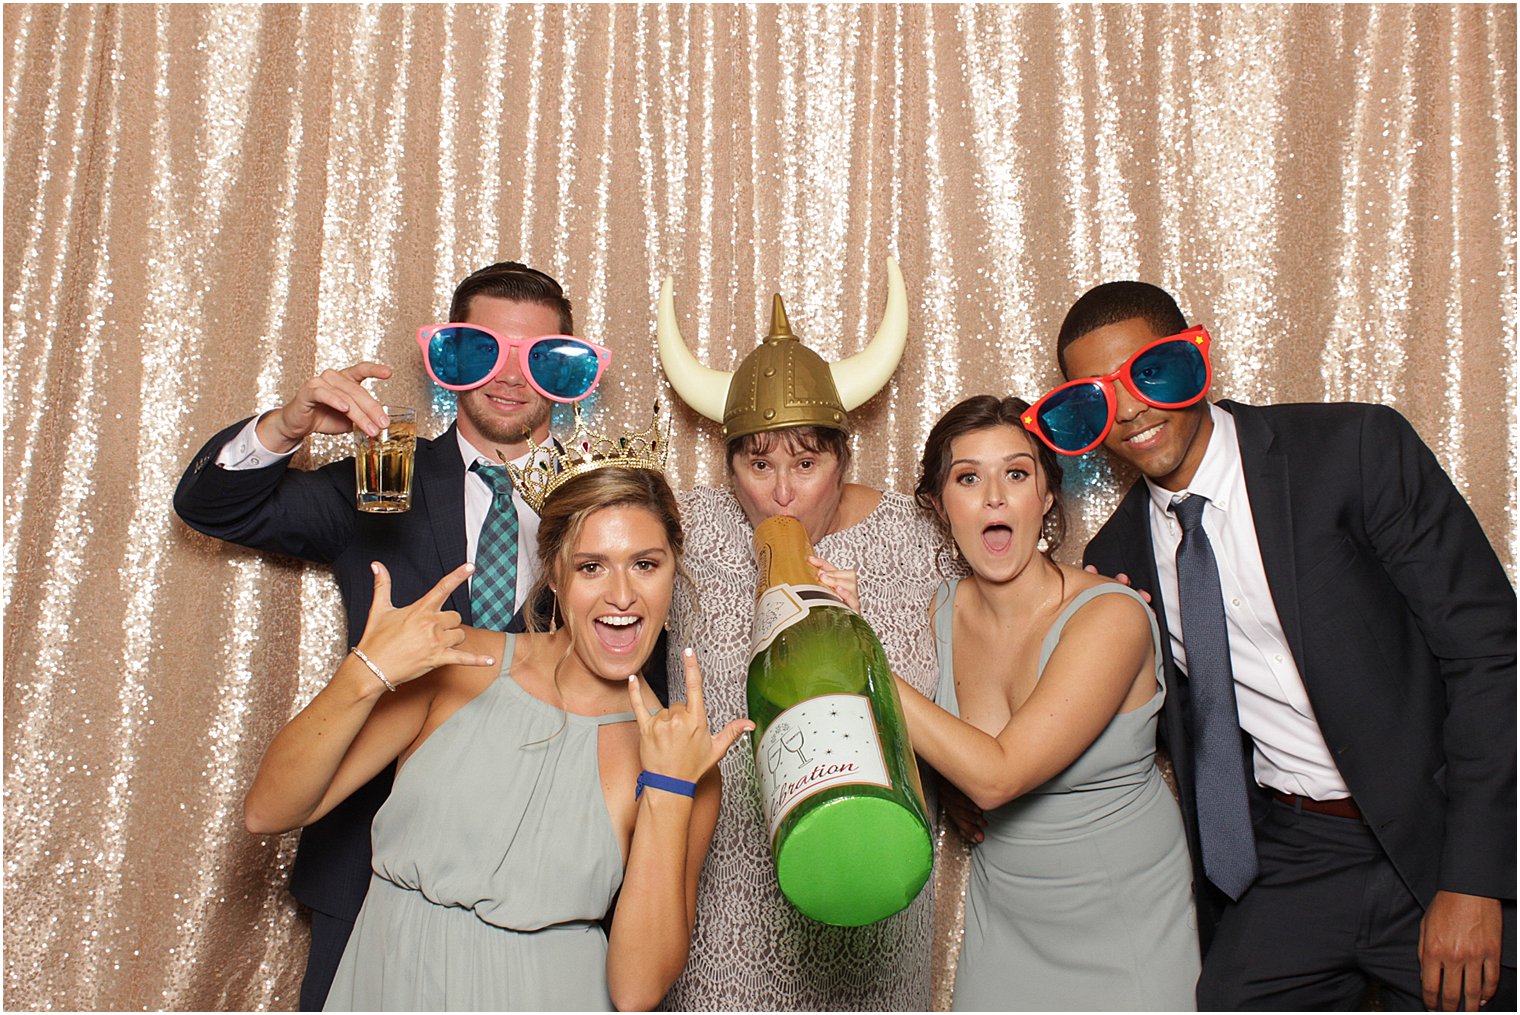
746,515,933,926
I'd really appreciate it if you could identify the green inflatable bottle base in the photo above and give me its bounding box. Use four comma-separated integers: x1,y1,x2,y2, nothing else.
774,794,933,926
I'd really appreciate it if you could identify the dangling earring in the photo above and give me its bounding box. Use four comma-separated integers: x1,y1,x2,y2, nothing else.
1037,512,1055,556
547,589,560,634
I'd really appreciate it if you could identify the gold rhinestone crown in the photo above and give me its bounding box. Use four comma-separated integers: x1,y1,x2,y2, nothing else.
504,403,669,513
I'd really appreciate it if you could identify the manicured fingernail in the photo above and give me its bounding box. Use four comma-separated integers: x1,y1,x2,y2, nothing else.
683,647,694,658
464,563,475,572
484,657,495,665
370,563,379,573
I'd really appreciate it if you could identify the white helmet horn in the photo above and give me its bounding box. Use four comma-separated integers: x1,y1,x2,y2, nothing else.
656,276,731,423
830,255,909,411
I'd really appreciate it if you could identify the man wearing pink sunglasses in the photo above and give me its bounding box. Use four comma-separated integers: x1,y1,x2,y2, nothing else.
1065,281,1514,1012
174,260,574,1010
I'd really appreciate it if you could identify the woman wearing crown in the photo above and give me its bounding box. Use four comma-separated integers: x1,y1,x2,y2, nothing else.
655,259,954,1009
243,415,751,1011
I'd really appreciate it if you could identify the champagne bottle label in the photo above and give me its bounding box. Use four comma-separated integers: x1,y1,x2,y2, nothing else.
751,582,854,656
754,693,892,839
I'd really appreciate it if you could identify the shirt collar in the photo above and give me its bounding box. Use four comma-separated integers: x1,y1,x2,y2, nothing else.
1145,402,1242,516
456,428,539,470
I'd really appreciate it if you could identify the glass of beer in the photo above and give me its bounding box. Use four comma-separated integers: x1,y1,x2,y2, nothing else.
355,405,416,513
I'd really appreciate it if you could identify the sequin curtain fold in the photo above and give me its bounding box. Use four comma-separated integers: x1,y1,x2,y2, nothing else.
4,4,1514,1010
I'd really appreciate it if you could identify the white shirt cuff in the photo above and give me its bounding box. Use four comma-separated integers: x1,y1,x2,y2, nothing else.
214,415,298,470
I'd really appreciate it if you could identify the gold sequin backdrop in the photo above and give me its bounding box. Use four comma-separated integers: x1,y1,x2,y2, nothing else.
3,3,1514,1010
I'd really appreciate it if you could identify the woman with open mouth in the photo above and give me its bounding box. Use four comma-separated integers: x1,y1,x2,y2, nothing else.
654,261,953,1010
823,393,1201,1011
243,448,753,1012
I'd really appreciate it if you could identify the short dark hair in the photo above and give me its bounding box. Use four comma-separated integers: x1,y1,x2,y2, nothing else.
913,394,1067,557
449,261,574,334
724,426,853,475
1056,281,1189,376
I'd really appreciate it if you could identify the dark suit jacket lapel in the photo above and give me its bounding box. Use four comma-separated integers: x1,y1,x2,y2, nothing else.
1220,400,1306,674
1113,481,1164,613
1111,479,1173,683
415,422,472,622
1111,478,1195,795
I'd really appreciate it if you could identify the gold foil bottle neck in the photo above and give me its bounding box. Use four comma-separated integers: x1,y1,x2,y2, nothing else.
753,515,819,596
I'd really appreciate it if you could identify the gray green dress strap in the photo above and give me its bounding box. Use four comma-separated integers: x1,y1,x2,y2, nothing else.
932,580,1201,1011
324,633,640,1011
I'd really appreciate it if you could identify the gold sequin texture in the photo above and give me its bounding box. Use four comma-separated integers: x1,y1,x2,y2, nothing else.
3,5,1514,1010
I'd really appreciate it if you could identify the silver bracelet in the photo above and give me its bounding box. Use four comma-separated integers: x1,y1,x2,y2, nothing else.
350,646,397,692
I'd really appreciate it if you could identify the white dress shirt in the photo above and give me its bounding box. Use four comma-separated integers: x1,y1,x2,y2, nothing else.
1145,403,1351,800
216,415,542,609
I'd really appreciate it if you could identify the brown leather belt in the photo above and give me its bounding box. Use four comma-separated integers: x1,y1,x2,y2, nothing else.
1270,790,1362,820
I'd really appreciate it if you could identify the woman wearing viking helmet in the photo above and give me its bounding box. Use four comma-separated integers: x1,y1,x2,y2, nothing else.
656,259,953,1009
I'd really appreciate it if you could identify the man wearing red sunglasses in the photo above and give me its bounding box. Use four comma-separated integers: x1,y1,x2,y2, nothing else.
174,261,573,1010
1062,281,1514,1011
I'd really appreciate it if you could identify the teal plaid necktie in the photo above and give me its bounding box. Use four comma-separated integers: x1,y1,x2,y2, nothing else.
471,462,520,631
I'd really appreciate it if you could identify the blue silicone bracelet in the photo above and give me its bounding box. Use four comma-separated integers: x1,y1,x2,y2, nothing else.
635,770,697,800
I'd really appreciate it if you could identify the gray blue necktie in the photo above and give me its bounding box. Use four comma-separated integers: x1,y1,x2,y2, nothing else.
471,462,519,631
1171,493,1259,900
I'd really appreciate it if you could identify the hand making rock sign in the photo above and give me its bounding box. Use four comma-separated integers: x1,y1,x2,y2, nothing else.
244,464,754,1012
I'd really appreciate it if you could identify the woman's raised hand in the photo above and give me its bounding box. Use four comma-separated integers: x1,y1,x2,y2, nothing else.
627,648,754,786
354,562,496,687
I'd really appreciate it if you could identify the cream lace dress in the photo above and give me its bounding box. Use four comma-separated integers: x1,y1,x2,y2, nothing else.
662,487,951,1010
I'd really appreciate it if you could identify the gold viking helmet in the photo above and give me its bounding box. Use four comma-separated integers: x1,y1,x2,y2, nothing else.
657,256,910,440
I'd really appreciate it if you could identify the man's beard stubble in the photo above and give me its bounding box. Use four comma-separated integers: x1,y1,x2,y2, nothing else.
457,389,553,450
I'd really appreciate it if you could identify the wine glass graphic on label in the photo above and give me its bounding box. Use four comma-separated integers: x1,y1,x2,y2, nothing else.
766,721,810,774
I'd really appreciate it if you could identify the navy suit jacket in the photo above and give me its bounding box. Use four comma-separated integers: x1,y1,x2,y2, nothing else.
1083,401,1516,956
175,417,480,918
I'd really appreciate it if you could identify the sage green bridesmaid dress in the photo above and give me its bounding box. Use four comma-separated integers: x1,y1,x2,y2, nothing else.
324,634,637,1012
934,581,1201,1011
